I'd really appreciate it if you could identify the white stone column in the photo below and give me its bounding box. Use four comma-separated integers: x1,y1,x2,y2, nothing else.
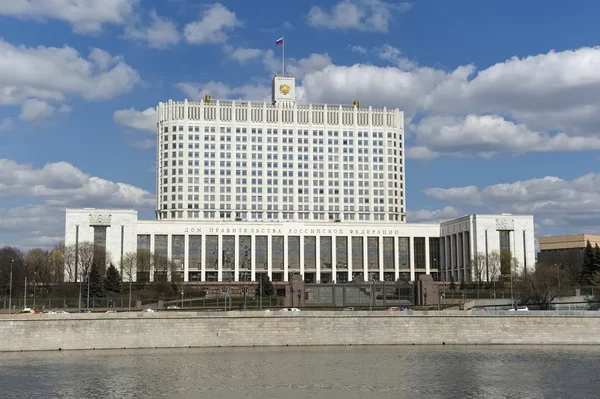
462,231,469,282
267,235,272,280
184,234,189,282
315,236,321,283
347,237,353,282
283,234,289,282
299,236,305,279
167,234,172,282
393,236,399,281
251,235,256,282
363,237,368,281
234,234,239,282
331,235,337,283
201,235,206,282
217,234,223,281
425,237,430,275
409,236,415,281
378,236,384,281
148,234,155,283
449,234,455,281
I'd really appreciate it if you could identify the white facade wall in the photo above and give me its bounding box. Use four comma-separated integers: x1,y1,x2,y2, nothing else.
155,75,405,224
64,209,138,281
64,209,536,284
439,214,535,282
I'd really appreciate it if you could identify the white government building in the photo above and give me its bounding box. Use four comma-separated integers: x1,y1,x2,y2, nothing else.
65,75,535,283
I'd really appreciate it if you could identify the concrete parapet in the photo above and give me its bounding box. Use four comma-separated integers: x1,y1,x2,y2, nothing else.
1,311,600,352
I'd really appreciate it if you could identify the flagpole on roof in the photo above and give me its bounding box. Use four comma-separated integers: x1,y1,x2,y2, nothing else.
282,36,285,75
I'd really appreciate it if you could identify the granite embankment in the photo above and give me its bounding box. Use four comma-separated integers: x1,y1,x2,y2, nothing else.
1,311,600,352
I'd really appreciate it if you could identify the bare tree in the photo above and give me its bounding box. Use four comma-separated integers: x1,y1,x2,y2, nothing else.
470,252,487,286
487,251,502,284
49,243,65,284
136,249,152,283
517,262,564,310
64,242,95,282
121,252,137,283
121,251,137,310
25,248,52,290
153,253,177,281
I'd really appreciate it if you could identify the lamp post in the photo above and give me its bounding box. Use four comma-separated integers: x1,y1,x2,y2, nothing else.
33,272,36,310
8,259,14,314
24,276,27,309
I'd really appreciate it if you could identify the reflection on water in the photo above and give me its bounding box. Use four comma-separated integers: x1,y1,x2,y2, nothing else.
1,346,600,399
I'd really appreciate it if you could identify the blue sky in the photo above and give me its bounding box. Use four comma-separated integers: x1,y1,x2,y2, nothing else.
1,0,600,249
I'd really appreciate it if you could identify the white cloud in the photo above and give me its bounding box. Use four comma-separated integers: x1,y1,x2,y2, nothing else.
423,47,600,136
423,173,600,230
375,44,417,70
410,114,600,159
0,38,140,124
19,99,55,121
114,107,156,132
0,158,154,248
349,45,367,54
307,0,411,32
0,159,154,207
176,81,270,102
184,3,241,45
125,9,180,49
0,0,138,34
224,46,264,63
407,206,460,223
298,46,600,158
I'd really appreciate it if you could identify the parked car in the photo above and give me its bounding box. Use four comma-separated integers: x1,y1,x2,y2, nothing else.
343,307,355,311
54,310,69,314
80,309,91,313
105,309,117,313
142,308,156,312
17,308,34,314
167,305,181,310
508,306,529,311
42,310,57,314
279,308,301,312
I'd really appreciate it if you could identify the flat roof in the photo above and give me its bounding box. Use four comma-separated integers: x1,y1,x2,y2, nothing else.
539,234,600,250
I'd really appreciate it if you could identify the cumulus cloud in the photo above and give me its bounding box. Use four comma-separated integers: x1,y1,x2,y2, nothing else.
223,45,264,63
410,114,600,159
0,158,154,248
184,3,241,44
124,9,180,49
423,173,600,230
0,38,140,124
176,81,270,102
407,206,460,223
297,46,600,158
114,107,156,132
0,0,138,34
307,0,411,32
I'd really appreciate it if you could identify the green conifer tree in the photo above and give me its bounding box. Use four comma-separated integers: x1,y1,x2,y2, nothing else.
580,240,596,285
104,264,121,293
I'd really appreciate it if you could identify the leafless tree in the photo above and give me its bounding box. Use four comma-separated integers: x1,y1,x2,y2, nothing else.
25,248,52,288
136,248,152,283
153,253,177,281
121,252,137,283
470,252,487,286
64,242,95,282
487,251,502,284
517,262,565,310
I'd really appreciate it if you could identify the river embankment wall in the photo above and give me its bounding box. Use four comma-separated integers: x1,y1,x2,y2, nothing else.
1,311,600,352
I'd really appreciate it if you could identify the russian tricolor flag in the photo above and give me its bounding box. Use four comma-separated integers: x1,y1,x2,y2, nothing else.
275,37,284,46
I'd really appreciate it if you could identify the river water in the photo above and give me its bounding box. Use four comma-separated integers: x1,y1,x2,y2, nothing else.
1,346,598,399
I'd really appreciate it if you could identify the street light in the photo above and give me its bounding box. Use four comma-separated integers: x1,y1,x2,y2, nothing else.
8,259,14,314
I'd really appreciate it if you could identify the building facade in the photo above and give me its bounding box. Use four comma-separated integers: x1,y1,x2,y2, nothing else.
156,75,405,223
538,234,600,264
64,75,536,283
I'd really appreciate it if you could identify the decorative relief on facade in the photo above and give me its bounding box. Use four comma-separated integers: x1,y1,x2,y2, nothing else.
279,84,291,95
89,214,112,225
495,218,514,230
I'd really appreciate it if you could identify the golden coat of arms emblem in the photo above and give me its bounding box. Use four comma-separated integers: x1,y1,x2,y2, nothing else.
279,84,291,95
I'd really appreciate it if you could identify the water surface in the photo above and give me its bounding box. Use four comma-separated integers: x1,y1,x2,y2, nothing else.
1,346,599,398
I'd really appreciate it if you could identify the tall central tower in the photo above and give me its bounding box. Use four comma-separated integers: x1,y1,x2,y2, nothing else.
155,75,405,223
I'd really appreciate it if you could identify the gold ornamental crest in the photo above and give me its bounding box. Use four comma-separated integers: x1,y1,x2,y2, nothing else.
279,84,291,95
